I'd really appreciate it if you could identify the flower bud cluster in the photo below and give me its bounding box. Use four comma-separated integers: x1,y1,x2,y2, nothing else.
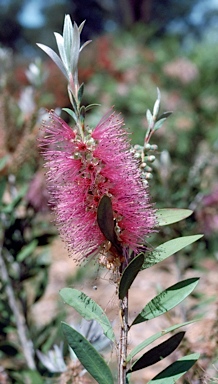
132,143,158,185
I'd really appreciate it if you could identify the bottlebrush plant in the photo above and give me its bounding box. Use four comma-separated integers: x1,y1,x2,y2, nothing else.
37,15,202,384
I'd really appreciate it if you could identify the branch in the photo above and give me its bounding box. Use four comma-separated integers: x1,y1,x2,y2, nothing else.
0,245,36,370
118,293,129,383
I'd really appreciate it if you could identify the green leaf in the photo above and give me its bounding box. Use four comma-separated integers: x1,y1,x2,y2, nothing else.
126,319,198,362
2,186,27,214
62,108,77,123
157,111,172,121
54,32,68,71
31,270,48,303
80,105,86,123
97,195,115,243
85,103,101,112
131,278,199,326
97,195,122,254
0,176,6,203
36,43,68,79
61,322,114,384
127,332,185,373
154,117,167,131
146,109,153,126
78,82,84,103
17,240,38,262
119,253,145,300
0,155,9,172
156,209,193,226
69,89,79,113
22,371,44,384
142,235,203,269
153,92,160,118
59,288,115,342
63,15,73,68
147,353,200,383
78,20,86,34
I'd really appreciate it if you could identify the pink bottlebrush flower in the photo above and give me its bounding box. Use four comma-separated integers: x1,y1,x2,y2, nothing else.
39,110,156,264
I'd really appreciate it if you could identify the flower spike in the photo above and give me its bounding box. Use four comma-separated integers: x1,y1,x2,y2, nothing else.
39,110,156,266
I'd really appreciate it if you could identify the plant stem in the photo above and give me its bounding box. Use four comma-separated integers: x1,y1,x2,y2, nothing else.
118,292,128,383
0,245,36,370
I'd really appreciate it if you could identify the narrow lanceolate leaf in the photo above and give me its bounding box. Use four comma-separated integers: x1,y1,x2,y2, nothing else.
22,370,44,384
156,111,172,121
61,323,114,384
131,278,199,326
17,240,38,262
156,209,193,226
154,117,167,131
142,235,203,269
146,109,153,126
2,186,28,214
119,253,145,300
0,175,7,202
63,15,73,68
97,195,122,254
126,319,198,362
62,108,77,123
78,82,84,103
54,32,68,72
36,43,68,79
78,20,86,34
147,353,200,383
0,155,9,172
97,195,115,243
127,332,185,373
59,288,115,342
71,22,80,72
85,103,101,112
80,105,86,122
153,95,160,118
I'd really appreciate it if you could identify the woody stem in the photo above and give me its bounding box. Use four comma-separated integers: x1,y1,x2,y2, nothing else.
118,292,129,383
118,257,129,384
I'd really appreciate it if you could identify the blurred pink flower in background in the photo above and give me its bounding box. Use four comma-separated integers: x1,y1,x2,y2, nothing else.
163,57,199,84
195,185,218,237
